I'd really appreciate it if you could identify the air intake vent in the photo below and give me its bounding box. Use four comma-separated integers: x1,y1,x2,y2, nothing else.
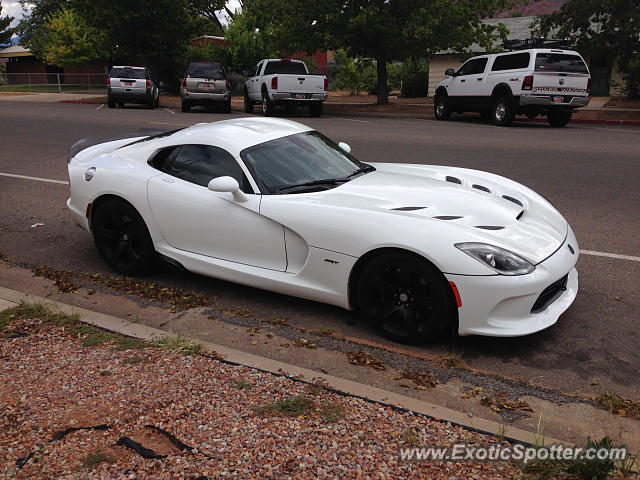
502,195,524,207
516,210,524,220
446,176,462,184
472,184,491,193
434,215,462,220
391,206,427,211
475,225,505,230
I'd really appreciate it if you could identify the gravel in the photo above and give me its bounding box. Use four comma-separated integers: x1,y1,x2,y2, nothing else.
1,315,523,479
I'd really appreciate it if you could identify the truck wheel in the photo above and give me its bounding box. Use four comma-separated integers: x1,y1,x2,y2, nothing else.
244,91,253,113
309,102,322,117
181,101,190,113
492,96,514,126
547,110,572,127
262,92,274,116
107,96,116,108
434,95,451,120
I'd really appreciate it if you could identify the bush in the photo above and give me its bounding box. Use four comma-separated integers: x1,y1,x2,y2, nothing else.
401,57,428,98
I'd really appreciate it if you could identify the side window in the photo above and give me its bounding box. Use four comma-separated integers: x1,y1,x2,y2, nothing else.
166,145,253,193
491,52,531,71
255,62,262,77
472,58,488,75
148,146,179,172
456,60,474,76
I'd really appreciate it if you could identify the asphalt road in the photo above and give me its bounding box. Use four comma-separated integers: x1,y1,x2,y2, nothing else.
1,100,639,399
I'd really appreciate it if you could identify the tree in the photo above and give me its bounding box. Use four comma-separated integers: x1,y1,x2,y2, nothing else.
534,0,640,98
16,0,68,55
331,50,375,95
0,3,14,47
188,0,235,33
224,5,277,73
38,8,103,67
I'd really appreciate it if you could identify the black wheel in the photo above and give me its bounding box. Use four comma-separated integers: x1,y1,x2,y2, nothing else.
181,101,190,113
356,253,455,344
492,96,514,126
309,102,322,117
244,91,254,113
107,96,116,108
91,199,156,276
146,96,154,109
547,110,572,127
154,93,160,108
284,103,296,115
224,98,232,114
434,94,451,120
262,91,274,116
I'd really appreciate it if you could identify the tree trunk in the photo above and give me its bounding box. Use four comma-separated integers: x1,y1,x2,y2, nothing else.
376,57,388,105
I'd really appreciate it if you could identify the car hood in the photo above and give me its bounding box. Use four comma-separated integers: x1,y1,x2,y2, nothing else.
263,163,568,265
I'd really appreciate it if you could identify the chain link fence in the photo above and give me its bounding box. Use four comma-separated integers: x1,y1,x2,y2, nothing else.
0,72,107,93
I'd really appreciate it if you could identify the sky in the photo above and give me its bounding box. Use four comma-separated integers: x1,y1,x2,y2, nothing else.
2,1,26,28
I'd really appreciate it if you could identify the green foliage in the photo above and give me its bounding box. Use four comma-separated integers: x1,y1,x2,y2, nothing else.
224,6,277,74
40,8,104,67
257,396,316,417
331,50,375,95
0,3,14,47
184,42,231,66
401,58,428,97
534,0,640,98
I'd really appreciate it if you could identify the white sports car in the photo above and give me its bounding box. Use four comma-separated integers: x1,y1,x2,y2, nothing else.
67,118,578,343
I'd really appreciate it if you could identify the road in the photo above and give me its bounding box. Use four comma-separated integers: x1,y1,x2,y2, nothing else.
1,100,639,401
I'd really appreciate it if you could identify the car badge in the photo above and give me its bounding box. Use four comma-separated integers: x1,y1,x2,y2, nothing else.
567,244,574,254
559,79,565,85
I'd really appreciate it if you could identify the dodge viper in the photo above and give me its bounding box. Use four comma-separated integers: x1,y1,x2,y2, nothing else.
67,118,578,343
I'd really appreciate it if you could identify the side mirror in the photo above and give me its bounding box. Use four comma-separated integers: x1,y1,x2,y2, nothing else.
208,176,248,202
445,68,456,77
159,81,165,88
338,142,351,154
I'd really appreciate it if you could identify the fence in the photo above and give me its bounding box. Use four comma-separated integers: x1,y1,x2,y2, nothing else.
0,72,108,93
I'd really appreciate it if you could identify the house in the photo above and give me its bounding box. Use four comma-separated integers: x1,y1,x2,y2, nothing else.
427,16,625,97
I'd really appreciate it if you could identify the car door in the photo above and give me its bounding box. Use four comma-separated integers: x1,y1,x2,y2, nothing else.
147,144,287,271
447,59,476,109
464,57,488,109
248,62,263,101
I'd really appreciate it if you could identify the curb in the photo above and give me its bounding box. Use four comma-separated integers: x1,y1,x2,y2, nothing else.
0,285,566,448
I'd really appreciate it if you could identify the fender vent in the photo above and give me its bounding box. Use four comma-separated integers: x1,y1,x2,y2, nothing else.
446,176,462,184
475,225,505,230
391,206,427,211
472,184,491,193
434,215,463,220
502,195,524,207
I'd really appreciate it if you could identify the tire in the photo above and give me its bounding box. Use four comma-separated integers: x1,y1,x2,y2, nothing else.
146,96,154,109
309,102,322,117
181,101,190,113
91,198,156,276
107,96,116,108
261,91,274,116
244,91,254,113
154,93,160,109
547,110,572,127
356,252,455,344
492,96,515,126
224,98,232,114
434,94,451,120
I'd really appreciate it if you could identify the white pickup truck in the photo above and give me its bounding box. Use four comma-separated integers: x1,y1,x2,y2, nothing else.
434,48,591,127
244,59,328,117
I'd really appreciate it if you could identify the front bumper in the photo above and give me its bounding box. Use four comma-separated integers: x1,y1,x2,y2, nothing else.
181,89,230,104
270,92,327,102
449,226,579,337
518,94,589,108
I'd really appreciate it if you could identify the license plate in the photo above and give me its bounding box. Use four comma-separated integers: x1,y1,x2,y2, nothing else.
123,81,133,86
294,93,305,99
199,83,211,89
552,95,564,103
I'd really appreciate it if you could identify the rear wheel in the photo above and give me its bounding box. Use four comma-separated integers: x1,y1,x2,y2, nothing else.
181,101,190,113
107,95,116,108
244,91,254,113
492,96,514,126
434,95,451,120
356,252,455,344
92,199,156,276
309,102,323,117
547,110,572,127
224,98,232,113
262,91,274,116
154,93,160,108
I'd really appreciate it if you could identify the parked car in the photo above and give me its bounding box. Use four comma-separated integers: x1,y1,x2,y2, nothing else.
107,66,159,109
244,59,328,117
67,118,579,344
434,48,591,127
181,61,231,113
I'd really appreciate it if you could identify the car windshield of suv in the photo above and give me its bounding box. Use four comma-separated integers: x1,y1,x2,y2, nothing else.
241,131,374,194
188,62,225,79
263,61,308,75
535,54,588,74
110,68,147,79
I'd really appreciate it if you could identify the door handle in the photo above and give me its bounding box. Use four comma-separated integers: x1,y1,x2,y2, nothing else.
477,78,483,81
162,177,174,183
461,79,466,83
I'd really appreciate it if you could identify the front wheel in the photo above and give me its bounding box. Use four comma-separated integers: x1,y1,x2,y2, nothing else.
92,199,156,276
492,96,515,126
356,253,455,344
547,110,572,127
309,102,323,117
434,95,451,120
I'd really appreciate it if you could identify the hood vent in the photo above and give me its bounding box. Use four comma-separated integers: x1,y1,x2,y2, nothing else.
434,215,463,220
472,184,491,193
391,206,427,211
475,225,505,230
502,195,524,207
446,176,462,184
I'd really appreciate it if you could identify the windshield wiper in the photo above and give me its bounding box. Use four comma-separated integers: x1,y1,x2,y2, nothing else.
343,164,376,180
276,178,345,193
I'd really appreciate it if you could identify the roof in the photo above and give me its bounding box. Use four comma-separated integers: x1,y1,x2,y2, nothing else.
0,45,32,58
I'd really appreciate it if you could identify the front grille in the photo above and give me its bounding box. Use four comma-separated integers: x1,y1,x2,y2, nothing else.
531,274,568,313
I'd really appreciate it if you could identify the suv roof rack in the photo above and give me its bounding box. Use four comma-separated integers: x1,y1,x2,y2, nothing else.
503,38,572,51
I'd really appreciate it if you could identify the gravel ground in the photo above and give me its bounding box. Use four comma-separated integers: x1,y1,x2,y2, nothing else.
0,312,524,479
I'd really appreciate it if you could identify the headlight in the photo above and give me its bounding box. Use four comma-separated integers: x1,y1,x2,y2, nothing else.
455,242,535,275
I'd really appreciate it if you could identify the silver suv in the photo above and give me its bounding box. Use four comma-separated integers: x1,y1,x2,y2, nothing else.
181,61,231,113
107,66,159,109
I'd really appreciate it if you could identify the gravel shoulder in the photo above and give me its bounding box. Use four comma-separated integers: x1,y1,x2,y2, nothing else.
1,303,523,479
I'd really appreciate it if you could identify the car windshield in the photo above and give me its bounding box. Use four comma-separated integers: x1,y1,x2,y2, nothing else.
188,62,225,79
535,53,588,74
263,61,308,75
241,131,373,194
110,68,147,79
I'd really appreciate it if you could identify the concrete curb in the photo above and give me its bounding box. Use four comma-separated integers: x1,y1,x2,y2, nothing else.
0,285,566,448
